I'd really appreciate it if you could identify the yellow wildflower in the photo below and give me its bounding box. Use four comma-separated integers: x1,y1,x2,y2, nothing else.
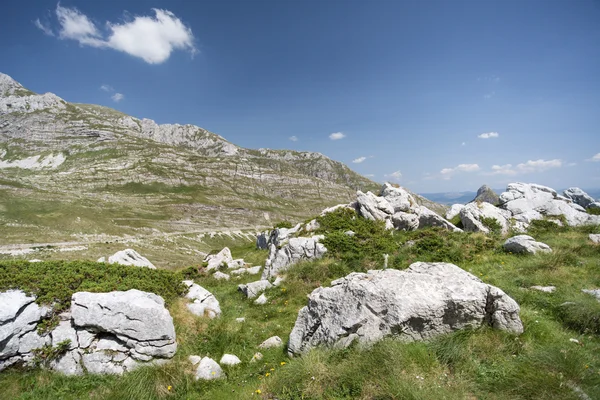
167,385,172,391
256,389,262,394
265,372,270,377
270,368,275,371
280,361,286,366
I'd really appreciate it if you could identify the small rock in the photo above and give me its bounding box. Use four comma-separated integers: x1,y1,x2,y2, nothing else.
195,357,223,380
213,271,230,281
503,235,552,255
344,230,355,237
589,234,600,244
238,280,272,299
258,336,283,349
273,276,285,287
582,289,600,302
569,338,580,344
107,249,155,269
235,317,245,323
220,354,241,366
254,294,268,305
530,286,556,293
250,352,263,362
189,355,202,366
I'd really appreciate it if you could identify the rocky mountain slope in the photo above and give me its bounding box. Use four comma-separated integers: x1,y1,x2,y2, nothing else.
0,72,383,245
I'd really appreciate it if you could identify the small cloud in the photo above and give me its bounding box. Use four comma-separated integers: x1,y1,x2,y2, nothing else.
489,159,563,175
34,18,54,36
567,162,577,167
461,142,466,146
440,163,480,179
100,84,114,92
586,152,600,162
478,132,499,139
352,156,366,164
289,136,298,142
483,91,495,100
329,132,346,140
384,171,402,182
111,93,124,102
41,5,197,64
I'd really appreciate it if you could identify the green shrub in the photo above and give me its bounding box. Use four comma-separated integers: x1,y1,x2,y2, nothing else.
555,299,600,335
480,216,502,235
31,340,71,367
274,221,293,229
587,207,600,215
0,260,187,314
527,219,568,236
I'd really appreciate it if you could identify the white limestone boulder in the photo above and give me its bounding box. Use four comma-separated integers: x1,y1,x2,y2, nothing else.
258,336,283,349
195,357,224,380
503,235,552,255
459,202,511,234
288,262,523,356
563,187,595,209
261,236,327,279
204,248,233,271
238,280,273,299
107,249,155,269
183,280,221,318
446,204,465,220
220,354,241,366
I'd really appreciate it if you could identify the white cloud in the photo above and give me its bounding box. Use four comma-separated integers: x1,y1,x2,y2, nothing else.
44,5,196,64
587,153,600,162
289,136,298,142
352,156,366,164
111,93,124,102
478,132,499,139
100,84,113,92
329,132,346,140
483,91,495,99
440,164,480,179
34,19,54,36
461,142,466,146
384,171,402,182
489,159,562,175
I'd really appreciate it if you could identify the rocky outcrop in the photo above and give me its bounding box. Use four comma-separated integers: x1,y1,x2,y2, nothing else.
498,183,600,228
183,280,221,318
471,185,500,206
261,236,327,280
288,262,523,356
446,204,464,220
503,235,552,255
563,188,595,209
459,202,512,234
1,289,178,375
107,249,156,269
205,248,234,271
354,184,461,232
238,280,273,299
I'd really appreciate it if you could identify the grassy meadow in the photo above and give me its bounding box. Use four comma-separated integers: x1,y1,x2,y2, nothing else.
1,210,600,399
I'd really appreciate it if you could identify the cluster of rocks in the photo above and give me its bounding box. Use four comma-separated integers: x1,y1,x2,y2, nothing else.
202,247,261,281
0,289,177,375
450,184,600,234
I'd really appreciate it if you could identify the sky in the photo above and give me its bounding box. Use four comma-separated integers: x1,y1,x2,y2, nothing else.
1,0,599,193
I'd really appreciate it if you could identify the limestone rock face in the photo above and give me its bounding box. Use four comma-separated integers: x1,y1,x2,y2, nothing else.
288,263,523,356
261,236,327,280
499,183,600,227
183,280,221,318
107,249,156,269
459,202,511,234
1,289,178,375
563,187,595,209
446,204,465,220
503,235,552,255
205,248,233,271
267,224,303,247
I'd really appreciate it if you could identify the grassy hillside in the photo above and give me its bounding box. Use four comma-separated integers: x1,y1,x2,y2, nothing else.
1,215,599,399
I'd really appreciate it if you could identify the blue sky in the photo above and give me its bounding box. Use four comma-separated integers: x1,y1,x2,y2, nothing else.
1,0,599,192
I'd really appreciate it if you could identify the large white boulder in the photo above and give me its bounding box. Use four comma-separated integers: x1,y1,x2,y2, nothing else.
238,280,273,299
356,190,394,221
204,248,233,271
288,262,523,356
183,280,221,318
261,236,327,279
107,249,155,269
459,202,511,234
446,204,465,220
503,235,552,255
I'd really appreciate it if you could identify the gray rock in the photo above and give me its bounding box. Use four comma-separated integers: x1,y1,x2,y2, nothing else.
204,247,233,271
446,204,465,220
230,265,261,276
273,276,285,287
417,206,462,231
460,202,511,234
183,280,221,318
589,234,600,244
288,262,523,356
503,235,552,255
213,271,230,281
356,190,394,221
50,350,83,376
254,294,268,305
261,236,327,279
107,249,156,269
582,289,600,302
589,202,600,210
267,224,303,247
82,351,124,375
563,187,595,208
219,354,241,366
258,336,283,349
71,289,177,358
195,357,223,380
238,280,273,299
18,331,49,354
51,320,79,350
189,355,202,365
250,352,263,362
530,286,556,293
391,212,420,231
471,185,500,206
305,219,321,232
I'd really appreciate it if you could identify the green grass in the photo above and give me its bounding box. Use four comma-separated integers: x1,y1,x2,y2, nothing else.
1,222,600,399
